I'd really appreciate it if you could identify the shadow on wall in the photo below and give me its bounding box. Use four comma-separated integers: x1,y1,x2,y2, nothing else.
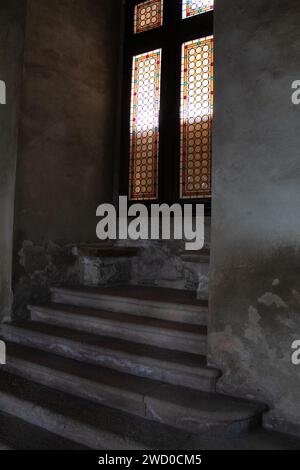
13,241,81,321
0,0,26,323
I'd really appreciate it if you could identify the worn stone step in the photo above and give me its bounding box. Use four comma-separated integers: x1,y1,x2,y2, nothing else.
0,323,219,392
0,371,194,450
4,342,265,437
29,303,207,355
51,286,208,326
0,410,87,450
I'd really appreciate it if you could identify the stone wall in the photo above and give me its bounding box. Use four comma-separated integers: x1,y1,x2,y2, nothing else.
115,217,211,296
12,0,123,318
15,0,123,244
79,239,209,297
0,1,26,321
209,0,300,434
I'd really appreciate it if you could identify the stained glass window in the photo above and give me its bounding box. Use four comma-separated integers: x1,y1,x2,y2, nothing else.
180,36,214,199
182,0,214,19
129,49,162,200
134,0,163,34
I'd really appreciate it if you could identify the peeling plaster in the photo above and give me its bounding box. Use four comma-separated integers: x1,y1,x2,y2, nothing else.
13,240,81,320
202,0,300,435
258,293,288,309
121,239,210,295
292,289,300,305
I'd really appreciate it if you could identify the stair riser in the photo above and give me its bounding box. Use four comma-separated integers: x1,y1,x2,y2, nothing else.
0,392,143,450
1,329,216,392
51,291,208,326
30,309,207,356
4,358,256,437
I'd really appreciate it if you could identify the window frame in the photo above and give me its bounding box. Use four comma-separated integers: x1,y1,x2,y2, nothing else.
119,0,214,213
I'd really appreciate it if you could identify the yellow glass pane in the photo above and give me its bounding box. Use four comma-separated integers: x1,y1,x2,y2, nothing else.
134,0,163,34
180,36,214,199
182,0,214,19
129,49,162,200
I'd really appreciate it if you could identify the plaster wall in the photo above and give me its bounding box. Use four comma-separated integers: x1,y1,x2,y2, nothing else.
13,0,123,317
14,0,123,245
0,1,26,321
209,0,300,433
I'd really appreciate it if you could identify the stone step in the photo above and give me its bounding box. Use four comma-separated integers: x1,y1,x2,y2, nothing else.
4,342,265,437
0,371,194,450
50,286,208,326
29,303,207,355
0,410,87,450
0,323,219,392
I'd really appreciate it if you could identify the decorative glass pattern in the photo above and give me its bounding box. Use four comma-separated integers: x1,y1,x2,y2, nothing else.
182,0,214,19
134,0,163,34
180,36,214,199
129,49,162,200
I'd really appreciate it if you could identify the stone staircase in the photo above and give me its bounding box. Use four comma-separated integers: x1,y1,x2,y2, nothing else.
0,284,291,450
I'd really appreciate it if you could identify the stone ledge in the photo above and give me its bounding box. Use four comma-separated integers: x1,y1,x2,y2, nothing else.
77,245,139,258
181,249,210,264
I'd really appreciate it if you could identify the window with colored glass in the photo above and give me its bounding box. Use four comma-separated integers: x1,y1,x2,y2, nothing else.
122,0,214,207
